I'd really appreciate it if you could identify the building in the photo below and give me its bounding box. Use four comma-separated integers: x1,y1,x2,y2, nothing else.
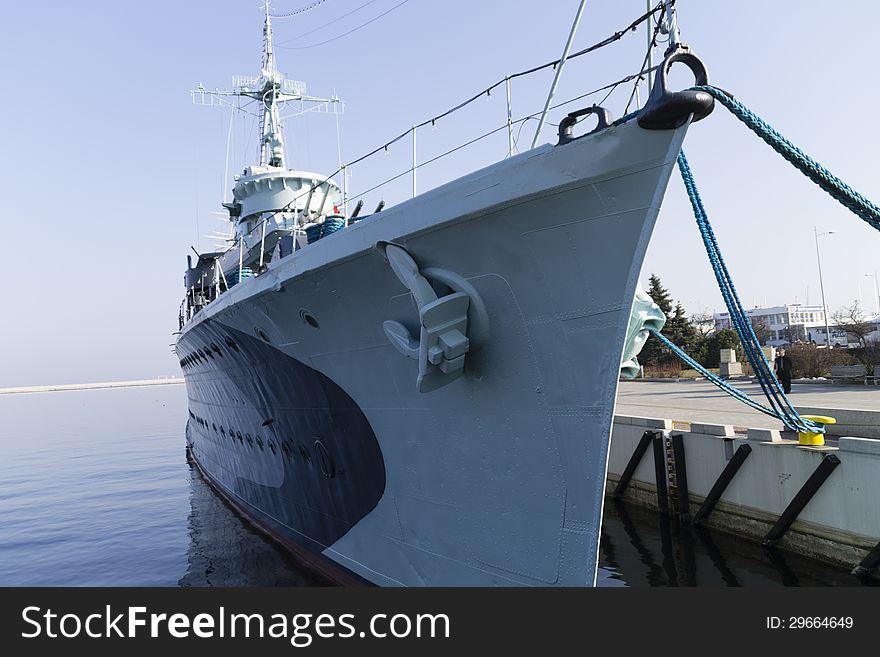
806,319,880,348
714,304,828,347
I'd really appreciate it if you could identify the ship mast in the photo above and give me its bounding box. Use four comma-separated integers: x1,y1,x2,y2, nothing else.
190,1,343,172
260,2,286,167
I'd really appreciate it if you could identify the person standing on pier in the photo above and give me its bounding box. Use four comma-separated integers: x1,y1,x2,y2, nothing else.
774,347,793,394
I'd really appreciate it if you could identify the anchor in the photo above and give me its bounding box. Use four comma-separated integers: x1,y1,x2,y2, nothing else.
383,244,471,393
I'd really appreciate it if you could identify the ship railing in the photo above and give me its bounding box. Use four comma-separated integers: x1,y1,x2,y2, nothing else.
182,210,302,319
182,4,669,322
329,3,667,216
228,4,665,237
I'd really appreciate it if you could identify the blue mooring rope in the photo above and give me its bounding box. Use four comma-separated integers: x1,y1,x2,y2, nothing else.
675,149,820,434
649,84,880,434
648,329,794,421
674,149,822,434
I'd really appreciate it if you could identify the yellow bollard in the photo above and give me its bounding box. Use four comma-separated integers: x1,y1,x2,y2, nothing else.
798,415,836,446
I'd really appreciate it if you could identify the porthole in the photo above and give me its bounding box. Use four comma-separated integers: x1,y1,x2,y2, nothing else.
299,444,311,465
299,309,319,329
224,336,239,352
255,435,264,450
244,433,253,447
212,423,217,432
235,430,242,443
220,426,226,436
211,342,222,357
268,439,277,455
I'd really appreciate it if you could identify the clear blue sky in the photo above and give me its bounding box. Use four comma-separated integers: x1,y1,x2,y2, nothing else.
2,0,879,386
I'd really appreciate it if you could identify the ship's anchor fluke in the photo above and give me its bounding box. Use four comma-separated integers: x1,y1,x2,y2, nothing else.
382,244,471,393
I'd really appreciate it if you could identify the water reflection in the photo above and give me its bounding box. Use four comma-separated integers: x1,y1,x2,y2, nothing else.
178,463,326,587
178,459,874,587
599,500,876,587
3,385,872,587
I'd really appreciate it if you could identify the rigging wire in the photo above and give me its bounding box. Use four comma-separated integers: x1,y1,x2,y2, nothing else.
623,5,666,114
403,2,663,133
277,0,412,50
270,0,326,19
220,6,667,238
276,0,381,45
256,63,657,229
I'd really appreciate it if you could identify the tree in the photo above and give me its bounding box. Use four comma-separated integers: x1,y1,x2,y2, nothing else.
831,301,879,366
639,275,674,367
646,274,673,318
690,311,716,339
666,302,700,355
831,301,873,349
702,328,741,368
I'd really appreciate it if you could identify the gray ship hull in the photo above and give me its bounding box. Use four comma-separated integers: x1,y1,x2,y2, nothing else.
178,117,689,586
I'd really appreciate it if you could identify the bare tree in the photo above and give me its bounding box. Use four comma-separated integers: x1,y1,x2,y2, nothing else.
831,301,874,348
690,311,716,339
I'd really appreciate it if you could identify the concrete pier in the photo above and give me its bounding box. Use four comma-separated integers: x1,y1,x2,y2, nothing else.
609,380,880,575
617,379,880,433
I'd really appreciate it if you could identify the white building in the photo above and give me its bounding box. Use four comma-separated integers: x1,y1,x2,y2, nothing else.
807,320,880,348
714,304,828,347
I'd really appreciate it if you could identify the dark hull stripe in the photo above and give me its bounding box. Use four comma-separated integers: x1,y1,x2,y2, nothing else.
186,444,370,586
179,319,386,578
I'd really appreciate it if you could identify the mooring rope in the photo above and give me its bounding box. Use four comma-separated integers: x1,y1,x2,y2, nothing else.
655,84,880,432
648,328,791,420
668,150,823,434
693,85,880,232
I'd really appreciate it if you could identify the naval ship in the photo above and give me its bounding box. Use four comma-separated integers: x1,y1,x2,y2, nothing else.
176,4,712,586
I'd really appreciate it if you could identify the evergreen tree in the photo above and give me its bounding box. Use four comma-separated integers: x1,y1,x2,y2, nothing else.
640,274,675,367
665,302,700,356
647,274,673,318
702,328,742,368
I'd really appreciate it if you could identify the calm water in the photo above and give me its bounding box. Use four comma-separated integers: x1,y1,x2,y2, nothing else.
0,385,869,587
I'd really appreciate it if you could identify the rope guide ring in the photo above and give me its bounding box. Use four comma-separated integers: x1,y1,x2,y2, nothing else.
638,44,715,130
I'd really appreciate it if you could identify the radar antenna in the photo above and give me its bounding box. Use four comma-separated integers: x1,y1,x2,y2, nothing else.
190,1,343,169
